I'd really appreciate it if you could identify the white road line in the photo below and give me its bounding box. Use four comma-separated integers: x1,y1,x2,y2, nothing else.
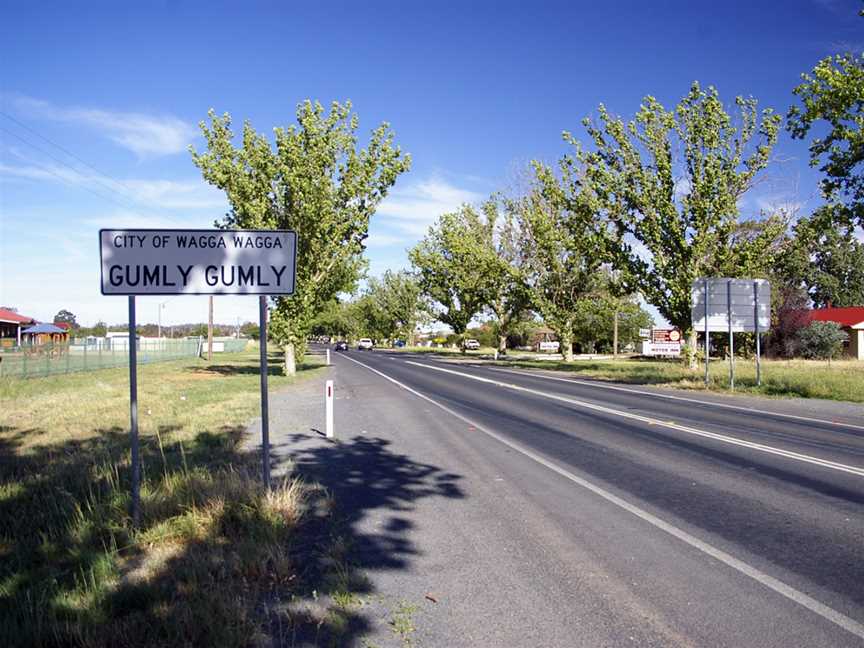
403,361,864,478
478,365,864,432
339,352,864,641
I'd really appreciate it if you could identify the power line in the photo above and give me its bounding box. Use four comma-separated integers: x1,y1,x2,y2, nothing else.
0,109,140,198
0,124,141,209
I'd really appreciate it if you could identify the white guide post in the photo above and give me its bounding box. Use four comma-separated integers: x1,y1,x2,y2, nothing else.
325,379,334,438
326,348,331,366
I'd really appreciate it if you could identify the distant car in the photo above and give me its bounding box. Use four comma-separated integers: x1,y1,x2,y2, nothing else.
463,339,480,350
357,338,374,351
334,340,348,351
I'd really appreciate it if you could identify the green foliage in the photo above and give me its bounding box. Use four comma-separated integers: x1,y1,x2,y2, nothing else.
408,203,500,336
515,181,604,361
571,294,654,353
570,82,781,333
54,309,78,329
788,51,864,227
240,321,260,340
779,205,864,307
795,321,849,359
191,100,410,373
364,270,425,342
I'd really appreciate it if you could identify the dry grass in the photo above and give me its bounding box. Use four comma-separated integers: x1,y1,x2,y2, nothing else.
501,356,864,402
0,349,326,647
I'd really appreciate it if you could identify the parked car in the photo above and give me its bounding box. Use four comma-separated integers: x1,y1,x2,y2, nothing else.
357,338,374,350
334,340,348,351
463,338,480,350
393,340,406,348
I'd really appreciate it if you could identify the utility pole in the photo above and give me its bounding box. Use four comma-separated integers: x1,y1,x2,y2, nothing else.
207,296,214,361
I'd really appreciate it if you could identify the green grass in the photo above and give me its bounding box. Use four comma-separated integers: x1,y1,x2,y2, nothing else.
0,348,326,647
499,356,864,403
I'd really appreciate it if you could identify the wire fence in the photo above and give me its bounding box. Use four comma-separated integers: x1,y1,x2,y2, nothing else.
0,338,250,380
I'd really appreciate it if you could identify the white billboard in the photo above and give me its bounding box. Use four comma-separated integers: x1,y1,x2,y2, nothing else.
641,341,682,356
100,229,297,296
691,278,770,333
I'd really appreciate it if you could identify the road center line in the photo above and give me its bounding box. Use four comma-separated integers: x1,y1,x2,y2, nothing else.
477,365,864,432
403,360,864,478
339,352,864,641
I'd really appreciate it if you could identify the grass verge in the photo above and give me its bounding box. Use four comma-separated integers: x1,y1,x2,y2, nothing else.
0,349,325,647
499,356,864,403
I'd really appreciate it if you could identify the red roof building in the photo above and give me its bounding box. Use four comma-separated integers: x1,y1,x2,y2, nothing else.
0,308,36,346
803,307,864,360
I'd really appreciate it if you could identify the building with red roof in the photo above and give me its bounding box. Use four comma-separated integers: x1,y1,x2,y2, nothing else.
0,308,36,347
802,307,864,360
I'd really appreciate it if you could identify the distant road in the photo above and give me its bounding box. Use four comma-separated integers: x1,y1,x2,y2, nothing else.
329,348,864,647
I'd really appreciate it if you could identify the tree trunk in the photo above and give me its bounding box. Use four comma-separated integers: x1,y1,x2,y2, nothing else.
612,305,619,357
283,342,296,377
498,334,507,354
561,332,574,362
687,328,698,370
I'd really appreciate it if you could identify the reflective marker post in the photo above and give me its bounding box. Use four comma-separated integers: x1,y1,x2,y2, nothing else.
325,379,334,439
259,296,271,490
128,296,141,526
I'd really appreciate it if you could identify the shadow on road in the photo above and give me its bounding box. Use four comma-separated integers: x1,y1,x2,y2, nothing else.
267,433,465,645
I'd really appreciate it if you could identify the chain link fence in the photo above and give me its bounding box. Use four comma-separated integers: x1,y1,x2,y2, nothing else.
0,338,250,379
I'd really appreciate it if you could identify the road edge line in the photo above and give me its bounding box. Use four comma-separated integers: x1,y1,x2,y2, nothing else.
338,352,864,641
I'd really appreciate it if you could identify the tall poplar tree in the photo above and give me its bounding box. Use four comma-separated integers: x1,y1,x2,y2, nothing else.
570,82,781,364
191,101,410,374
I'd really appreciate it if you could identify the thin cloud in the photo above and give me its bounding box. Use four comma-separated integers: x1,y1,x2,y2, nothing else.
10,95,197,157
0,162,225,210
376,177,484,239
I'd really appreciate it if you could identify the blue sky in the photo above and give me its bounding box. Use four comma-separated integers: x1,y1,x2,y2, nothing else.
1,0,861,327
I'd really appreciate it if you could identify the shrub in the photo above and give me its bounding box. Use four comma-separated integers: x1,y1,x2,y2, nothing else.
795,321,848,359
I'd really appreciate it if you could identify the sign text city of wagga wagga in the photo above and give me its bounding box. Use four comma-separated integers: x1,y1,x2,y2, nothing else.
100,229,297,295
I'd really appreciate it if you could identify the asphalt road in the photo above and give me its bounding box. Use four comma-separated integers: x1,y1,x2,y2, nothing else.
312,348,864,647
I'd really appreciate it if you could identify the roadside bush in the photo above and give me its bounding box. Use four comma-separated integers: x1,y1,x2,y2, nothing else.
795,321,848,359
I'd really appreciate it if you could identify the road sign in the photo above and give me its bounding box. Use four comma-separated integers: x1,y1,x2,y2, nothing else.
100,228,297,521
691,278,771,390
691,279,770,333
642,341,682,357
652,328,681,343
100,229,297,295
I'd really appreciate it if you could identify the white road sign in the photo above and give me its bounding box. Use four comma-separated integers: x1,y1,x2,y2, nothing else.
100,229,297,295
691,278,770,333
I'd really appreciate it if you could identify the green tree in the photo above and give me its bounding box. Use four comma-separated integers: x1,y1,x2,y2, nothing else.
53,309,78,329
409,205,498,345
240,321,260,340
191,101,410,375
484,197,532,353
570,82,781,365
516,184,603,362
780,206,864,308
796,321,848,360
366,270,425,344
788,50,864,228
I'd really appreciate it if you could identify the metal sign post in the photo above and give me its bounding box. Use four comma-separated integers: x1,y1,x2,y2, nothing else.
128,296,140,526
754,280,762,386
100,228,297,511
691,277,770,392
727,280,734,391
258,296,270,489
704,278,710,386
